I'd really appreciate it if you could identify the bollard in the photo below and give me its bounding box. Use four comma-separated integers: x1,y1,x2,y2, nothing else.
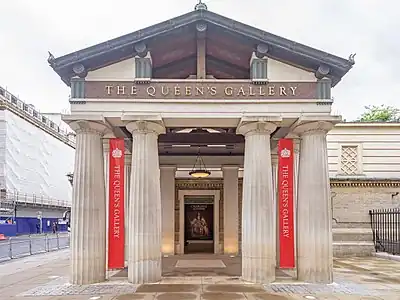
8,237,12,259
29,235,32,255
45,234,49,252
56,233,60,249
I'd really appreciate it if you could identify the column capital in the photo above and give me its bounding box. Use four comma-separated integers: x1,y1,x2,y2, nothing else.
126,121,165,135
237,121,277,136
222,165,239,171
160,165,177,172
293,121,335,136
67,120,112,136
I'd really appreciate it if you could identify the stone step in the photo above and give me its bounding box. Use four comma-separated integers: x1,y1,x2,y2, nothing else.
332,228,373,242
333,241,374,257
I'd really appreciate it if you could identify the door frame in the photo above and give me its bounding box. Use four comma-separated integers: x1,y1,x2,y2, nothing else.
178,189,220,254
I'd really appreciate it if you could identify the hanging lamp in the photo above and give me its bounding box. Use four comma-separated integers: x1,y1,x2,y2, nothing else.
189,148,211,178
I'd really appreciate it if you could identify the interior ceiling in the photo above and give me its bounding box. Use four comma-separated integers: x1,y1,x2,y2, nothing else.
150,24,253,79
120,127,290,156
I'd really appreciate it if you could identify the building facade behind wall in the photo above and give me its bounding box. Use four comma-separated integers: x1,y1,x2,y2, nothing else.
0,86,75,234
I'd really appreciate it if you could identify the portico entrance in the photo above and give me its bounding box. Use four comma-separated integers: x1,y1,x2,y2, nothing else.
48,2,354,287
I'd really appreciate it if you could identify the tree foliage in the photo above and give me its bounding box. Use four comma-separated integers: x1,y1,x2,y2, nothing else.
357,105,400,122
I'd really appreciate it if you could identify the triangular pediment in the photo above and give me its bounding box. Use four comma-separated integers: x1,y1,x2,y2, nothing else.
49,8,354,86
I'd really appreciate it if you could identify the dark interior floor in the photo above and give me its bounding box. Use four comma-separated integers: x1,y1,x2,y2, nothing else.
112,254,292,278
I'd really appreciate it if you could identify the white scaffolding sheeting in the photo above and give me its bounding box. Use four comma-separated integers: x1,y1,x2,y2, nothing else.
3,110,74,206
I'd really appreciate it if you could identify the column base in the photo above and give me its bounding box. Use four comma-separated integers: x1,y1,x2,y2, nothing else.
297,260,333,284
128,259,162,284
242,257,275,284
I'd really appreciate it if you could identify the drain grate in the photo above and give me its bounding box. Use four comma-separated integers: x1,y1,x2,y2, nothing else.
20,277,138,296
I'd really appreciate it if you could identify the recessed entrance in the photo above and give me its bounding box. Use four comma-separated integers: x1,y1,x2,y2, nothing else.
184,196,214,254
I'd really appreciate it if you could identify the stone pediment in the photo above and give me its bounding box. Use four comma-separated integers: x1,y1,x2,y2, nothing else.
48,7,354,86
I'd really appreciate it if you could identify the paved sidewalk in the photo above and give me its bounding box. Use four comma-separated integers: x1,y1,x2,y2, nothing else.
1,250,400,299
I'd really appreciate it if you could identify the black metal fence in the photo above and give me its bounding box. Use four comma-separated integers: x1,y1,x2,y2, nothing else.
369,209,400,255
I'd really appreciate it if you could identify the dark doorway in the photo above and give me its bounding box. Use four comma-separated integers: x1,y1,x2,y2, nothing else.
184,196,214,254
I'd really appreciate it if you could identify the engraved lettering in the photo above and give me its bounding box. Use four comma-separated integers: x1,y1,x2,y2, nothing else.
209,86,217,96
95,82,311,99
195,87,204,96
268,86,275,96
147,86,156,97
248,86,256,96
237,87,245,96
105,85,113,95
117,85,126,95
130,86,137,96
161,86,169,96
225,87,233,96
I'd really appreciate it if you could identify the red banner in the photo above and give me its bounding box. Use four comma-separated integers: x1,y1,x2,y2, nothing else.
108,138,125,269
278,138,295,268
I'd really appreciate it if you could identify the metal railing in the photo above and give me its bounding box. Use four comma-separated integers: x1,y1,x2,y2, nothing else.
0,233,70,262
369,208,400,255
0,189,71,209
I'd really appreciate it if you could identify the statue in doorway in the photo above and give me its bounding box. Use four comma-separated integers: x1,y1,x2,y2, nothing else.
189,212,209,237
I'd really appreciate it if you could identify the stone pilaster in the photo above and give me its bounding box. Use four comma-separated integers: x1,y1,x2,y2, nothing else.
293,121,334,283
134,43,152,80
68,120,110,285
237,121,277,283
124,154,132,264
223,166,239,255
250,45,269,84
126,121,165,284
160,166,176,256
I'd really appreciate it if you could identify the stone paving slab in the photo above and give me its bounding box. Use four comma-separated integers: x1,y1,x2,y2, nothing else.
3,251,400,299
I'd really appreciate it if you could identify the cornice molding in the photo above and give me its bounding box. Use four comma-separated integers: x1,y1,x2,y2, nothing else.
175,178,400,189
330,178,400,188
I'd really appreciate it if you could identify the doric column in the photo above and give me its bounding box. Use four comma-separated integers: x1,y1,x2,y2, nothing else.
69,120,110,285
124,154,132,264
293,121,334,283
271,153,279,267
160,166,176,256
223,166,239,255
126,121,165,284
237,121,277,283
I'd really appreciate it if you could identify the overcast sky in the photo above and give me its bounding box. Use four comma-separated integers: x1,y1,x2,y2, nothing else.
0,0,398,121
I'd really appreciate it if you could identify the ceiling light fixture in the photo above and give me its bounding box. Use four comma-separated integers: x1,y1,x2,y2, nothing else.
189,148,211,178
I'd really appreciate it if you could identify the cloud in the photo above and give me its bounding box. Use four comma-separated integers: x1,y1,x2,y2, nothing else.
0,0,398,121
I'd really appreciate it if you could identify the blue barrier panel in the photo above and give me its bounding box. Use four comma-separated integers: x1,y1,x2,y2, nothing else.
0,223,17,237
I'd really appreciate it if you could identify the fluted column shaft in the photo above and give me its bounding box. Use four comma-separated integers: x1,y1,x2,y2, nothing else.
223,166,239,255
160,166,176,256
69,121,109,285
124,155,132,264
294,121,334,283
238,121,277,283
127,121,165,284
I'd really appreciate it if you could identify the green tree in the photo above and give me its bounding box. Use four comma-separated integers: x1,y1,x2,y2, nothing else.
357,105,400,122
